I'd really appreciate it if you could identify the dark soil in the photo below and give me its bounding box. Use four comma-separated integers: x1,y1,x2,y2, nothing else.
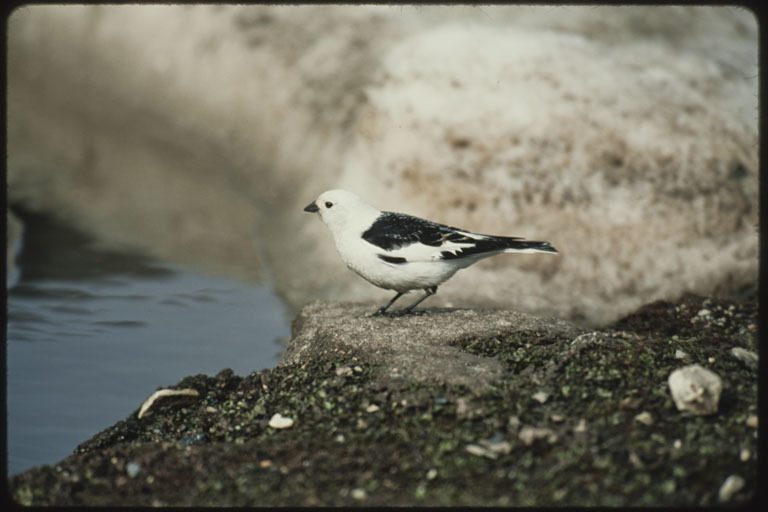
7,290,759,506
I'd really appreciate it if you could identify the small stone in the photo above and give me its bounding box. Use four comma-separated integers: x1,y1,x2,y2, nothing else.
465,444,496,459
366,404,380,413
518,426,558,446
673,439,682,450
479,436,512,455
674,349,688,360
508,416,521,429
532,391,549,404
259,460,272,468
550,413,564,423
351,488,367,500
573,419,587,433
353,366,363,373
668,364,722,415
426,468,438,480
740,449,750,462
634,411,653,425
707,357,716,364
456,398,468,418
335,366,353,377
125,462,141,479
746,415,758,428
334,434,345,443
268,413,294,429
730,347,758,370
697,308,711,317
718,474,745,503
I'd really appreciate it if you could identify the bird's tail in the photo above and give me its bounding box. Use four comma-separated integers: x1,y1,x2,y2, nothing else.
501,238,558,254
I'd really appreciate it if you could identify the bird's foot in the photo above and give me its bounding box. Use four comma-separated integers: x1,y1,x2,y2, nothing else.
370,308,427,318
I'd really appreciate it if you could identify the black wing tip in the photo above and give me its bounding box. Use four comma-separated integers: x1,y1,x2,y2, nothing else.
541,242,558,254
378,254,407,264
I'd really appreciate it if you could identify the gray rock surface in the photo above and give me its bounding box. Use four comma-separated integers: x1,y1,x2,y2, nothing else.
283,300,583,392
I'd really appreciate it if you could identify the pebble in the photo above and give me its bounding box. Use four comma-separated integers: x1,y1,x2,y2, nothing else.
125,462,141,479
366,404,380,413
532,391,549,404
268,413,294,429
718,474,745,503
426,468,438,480
335,366,353,377
518,426,558,446
674,349,688,359
465,444,496,459
573,419,587,433
634,411,653,426
746,415,758,428
730,347,758,370
668,364,722,415
740,449,750,462
351,488,367,500
480,436,512,455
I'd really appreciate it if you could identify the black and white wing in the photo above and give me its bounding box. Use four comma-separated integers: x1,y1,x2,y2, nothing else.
362,211,556,264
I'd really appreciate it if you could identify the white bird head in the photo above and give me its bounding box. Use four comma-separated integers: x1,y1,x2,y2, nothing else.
304,189,381,236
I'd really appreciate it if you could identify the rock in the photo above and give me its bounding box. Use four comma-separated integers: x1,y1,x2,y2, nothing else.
518,426,558,446
718,475,745,503
668,365,722,415
7,292,758,507
729,347,758,370
125,462,141,479
634,411,653,426
465,444,497,459
284,301,581,392
268,413,294,429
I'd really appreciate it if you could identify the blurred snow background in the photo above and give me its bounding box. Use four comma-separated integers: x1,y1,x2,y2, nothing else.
7,5,758,325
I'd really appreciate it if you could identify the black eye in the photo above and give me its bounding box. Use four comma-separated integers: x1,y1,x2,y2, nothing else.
325,201,333,208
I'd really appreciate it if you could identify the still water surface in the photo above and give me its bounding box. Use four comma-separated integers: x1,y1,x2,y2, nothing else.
6,209,290,476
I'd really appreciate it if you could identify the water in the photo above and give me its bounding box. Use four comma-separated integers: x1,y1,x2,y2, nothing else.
5,209,290,476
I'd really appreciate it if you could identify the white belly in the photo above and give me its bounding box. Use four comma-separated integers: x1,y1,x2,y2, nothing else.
334,235,461,292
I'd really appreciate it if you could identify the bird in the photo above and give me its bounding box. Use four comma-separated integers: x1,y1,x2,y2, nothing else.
304,189,557,316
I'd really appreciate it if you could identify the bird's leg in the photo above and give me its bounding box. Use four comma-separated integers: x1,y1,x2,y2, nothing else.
397,286,438,315
373,291,406,316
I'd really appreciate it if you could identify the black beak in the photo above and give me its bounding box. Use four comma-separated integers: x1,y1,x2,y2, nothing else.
304,201,319,213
